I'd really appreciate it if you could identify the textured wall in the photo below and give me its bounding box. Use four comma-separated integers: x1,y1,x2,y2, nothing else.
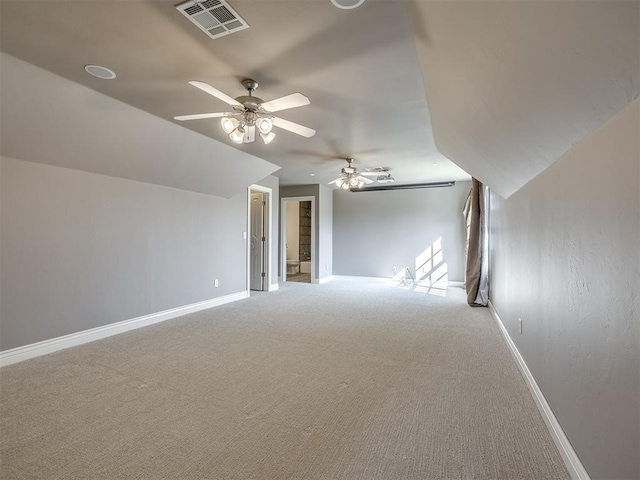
489,100,639,479
1,157,247,351
333,182,470,281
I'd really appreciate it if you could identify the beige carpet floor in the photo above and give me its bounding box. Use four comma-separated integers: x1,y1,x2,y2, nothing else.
1,276,569,479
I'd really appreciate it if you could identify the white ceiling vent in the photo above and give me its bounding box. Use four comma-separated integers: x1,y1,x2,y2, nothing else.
176,0,249,40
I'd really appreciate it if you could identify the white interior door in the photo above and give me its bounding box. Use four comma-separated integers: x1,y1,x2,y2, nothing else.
250,191,266,291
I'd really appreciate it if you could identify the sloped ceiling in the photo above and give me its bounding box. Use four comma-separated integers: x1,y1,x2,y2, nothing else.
0,0,469,189
1,53,279,198
0,1,638,197
410,1,639,198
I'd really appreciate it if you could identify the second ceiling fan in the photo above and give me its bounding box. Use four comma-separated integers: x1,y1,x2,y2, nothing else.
329,158,394,190
174,78,316,145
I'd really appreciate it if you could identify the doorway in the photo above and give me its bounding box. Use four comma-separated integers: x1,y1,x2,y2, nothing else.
248,185,272,292
281,197,315,284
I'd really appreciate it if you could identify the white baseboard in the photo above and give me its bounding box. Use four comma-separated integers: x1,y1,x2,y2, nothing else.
319,275,335,284
269,283,279,291
487,300,590,480
0,291,249,367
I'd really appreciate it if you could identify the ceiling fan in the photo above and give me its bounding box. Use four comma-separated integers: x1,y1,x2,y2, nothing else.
329,158,393,190
364,166,395,184
174,79,315,145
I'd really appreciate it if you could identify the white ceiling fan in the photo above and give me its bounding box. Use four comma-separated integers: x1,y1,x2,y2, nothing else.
329,158,394,190
363,166,395,184
174,78,315,145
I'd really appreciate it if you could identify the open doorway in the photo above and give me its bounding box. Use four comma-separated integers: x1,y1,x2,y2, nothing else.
248,185,272,292
281,197,315,284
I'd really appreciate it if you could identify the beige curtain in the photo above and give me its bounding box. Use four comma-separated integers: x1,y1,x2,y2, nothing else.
463,178,488,306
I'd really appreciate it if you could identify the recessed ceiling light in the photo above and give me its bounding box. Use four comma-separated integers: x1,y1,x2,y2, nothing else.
310,173,316,177
331,0,366,9
84,64,116,80
433,163,439,166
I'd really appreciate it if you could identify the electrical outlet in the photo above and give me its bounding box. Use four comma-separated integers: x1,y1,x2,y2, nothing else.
242,232,247,239
214,279,219,288
392,266,397,275
519,318,523,334
325,264,329,271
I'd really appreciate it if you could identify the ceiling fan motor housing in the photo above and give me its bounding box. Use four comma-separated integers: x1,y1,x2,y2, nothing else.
234,96,264,112
241,78,259,92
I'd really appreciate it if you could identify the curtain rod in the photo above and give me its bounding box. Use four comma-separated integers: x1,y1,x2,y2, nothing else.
350,181,455,192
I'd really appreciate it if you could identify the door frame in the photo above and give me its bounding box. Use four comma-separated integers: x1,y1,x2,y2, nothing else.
281,196,316,284
247,185,273,293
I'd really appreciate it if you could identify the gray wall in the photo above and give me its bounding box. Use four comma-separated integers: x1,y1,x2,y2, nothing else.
1,53,278,199
489,99,639,479
254,175,280,287
318,184,333,280
0,53,278,352
1,157,248,351
333,181,470,281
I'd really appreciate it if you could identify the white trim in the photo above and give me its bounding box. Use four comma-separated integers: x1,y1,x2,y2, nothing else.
270,283,279,291
281,196,316,284
248,185,273,292
0,292,248,367
488,300,590,480
319,275,335,284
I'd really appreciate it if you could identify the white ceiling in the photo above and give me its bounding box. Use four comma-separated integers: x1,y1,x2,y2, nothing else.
1,1,637,197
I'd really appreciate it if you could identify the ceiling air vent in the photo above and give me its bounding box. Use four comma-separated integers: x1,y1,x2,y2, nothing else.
176,0,249,40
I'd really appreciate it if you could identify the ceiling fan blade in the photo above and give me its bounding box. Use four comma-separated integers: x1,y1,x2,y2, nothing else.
174,112,229,121
272,117,316,138
360,171,383,176
357,176,374,184
189,81,242,107
260,93,310,113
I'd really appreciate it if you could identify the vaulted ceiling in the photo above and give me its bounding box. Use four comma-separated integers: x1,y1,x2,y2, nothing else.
1,1,638,198
410,1,639,197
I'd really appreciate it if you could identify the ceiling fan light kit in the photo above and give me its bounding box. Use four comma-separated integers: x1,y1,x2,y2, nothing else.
174,78,315,146
220,116,238,134
257,118,273,135
329,158,381,190
260,132,276,145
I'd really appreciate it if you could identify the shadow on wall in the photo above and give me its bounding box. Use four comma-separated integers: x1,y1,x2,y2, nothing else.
391,237,450,297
